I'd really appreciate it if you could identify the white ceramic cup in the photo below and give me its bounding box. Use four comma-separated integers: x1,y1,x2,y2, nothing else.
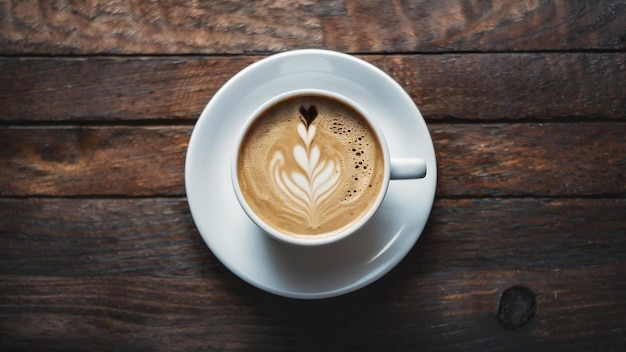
232,89,426,246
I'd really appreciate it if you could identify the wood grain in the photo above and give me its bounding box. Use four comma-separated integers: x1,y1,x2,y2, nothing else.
2,53,625,121
1,123,623,197
0,57,254,121
1,198,624,276
1,0,624,55
431,123,626,197
0,126,189,196
1,267,624,351
2,1,625,350
2,197,625,349
325,0,626,53
0,0,326,55
0,198,210,277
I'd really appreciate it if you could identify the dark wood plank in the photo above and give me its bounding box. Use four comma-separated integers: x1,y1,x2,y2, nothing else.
419,198,626,272
0,0,325,55
431,122,626,197
1,123,623,197
325,0,626,53
377,53,626,120
1,0,624,55
0,198,212,277
1,266,624,351
2,53,625,121
1,198,624,276
0,56,254,121
0,126,189,196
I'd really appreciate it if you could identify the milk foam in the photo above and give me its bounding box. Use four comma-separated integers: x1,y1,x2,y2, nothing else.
237,95,384,237
269,118,341,227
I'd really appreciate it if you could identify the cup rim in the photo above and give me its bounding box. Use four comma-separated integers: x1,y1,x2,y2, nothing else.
231,88,391,246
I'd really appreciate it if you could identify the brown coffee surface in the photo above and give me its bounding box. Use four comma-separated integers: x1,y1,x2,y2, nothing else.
237,95,385,238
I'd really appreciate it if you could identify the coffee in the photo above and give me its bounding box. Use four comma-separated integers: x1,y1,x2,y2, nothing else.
236,94,385,238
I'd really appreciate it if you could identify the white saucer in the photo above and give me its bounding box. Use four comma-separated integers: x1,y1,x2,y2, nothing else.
185,49,437,299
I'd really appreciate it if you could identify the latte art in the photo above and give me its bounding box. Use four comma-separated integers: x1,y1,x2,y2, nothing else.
237,95,385,237
269,105,341,226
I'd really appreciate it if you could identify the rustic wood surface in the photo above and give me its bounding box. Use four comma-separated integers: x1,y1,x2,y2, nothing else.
1,0,624,54
1,0,625,351
2,53,625,121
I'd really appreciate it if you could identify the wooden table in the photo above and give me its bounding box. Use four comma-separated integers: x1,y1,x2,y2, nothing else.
1,1,625,350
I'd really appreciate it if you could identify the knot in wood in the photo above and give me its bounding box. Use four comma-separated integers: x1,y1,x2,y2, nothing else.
497,285,536,330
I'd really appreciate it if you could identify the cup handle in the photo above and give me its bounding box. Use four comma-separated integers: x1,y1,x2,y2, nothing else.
390,158,427,179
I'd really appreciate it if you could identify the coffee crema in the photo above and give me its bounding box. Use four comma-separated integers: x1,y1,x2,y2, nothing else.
237,95,385,238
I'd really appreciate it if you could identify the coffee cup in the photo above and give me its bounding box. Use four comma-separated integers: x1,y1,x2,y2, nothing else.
232,89,426,246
